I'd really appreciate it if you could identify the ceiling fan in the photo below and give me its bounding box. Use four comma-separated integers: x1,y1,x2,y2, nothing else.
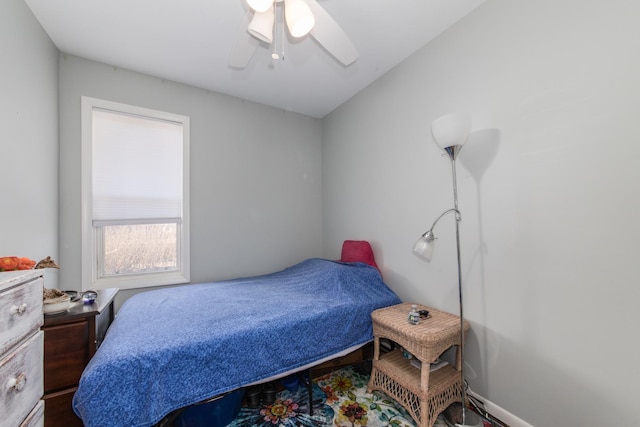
229,0,359,69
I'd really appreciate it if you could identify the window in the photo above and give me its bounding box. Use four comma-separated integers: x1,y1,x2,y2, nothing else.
81,97,189,290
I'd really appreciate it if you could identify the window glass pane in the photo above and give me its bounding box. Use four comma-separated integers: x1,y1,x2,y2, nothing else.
102,223,177,276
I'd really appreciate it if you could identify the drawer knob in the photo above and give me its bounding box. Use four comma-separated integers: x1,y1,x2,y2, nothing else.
7,372,27,392
10,303,28,315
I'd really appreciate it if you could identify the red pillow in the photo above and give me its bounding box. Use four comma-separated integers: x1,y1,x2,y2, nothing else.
340,240,380,272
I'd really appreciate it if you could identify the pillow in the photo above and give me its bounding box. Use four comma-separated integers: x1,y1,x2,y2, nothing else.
340,240,380,272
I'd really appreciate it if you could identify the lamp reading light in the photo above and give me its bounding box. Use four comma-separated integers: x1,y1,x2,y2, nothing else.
412,209,461,262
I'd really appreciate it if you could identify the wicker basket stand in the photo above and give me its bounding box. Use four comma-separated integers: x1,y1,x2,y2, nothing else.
367,303,470,427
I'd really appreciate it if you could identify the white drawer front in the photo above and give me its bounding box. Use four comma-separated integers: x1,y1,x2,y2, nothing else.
0,277,43,357
0,331,44,427
20,399,44,427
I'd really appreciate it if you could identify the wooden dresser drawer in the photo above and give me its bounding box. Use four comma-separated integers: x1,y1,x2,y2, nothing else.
43,388,83,427
20,400,45,427
43,320,90,392
0,331,44,427
0,276,43,356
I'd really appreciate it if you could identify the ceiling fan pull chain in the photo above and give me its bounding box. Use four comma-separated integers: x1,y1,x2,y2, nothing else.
272,1,284,61
279,3,285,61
271,3,279,60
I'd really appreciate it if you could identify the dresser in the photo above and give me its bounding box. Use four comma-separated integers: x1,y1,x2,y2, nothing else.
41,288,117,427
0,270,45,427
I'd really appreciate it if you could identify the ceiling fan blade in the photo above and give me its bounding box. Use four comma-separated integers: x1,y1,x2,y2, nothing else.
304,0,358,66
229,10,261,69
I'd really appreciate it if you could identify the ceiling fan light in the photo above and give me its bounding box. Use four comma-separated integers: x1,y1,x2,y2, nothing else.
284,0,315,38
248,6,274,43
247,0,274,13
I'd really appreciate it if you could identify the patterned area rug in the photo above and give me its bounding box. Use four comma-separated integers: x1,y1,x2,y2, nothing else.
228,364,450,427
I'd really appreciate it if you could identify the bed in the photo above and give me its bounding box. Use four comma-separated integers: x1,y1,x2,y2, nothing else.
72,255,402,427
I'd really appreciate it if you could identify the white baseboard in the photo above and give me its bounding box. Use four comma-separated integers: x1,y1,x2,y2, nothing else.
468,390,534,427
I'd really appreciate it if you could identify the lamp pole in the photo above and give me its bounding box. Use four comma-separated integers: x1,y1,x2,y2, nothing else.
449,152,468,426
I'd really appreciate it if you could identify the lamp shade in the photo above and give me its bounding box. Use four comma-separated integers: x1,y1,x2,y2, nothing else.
284,0,315,38
412,231,435,262
247,0,274,13
248,6,274,43
431,113,471,150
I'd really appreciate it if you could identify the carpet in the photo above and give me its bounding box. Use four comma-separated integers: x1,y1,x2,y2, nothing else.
228,364,451,427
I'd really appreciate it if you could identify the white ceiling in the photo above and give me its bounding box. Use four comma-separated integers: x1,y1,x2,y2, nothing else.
24,0,484,118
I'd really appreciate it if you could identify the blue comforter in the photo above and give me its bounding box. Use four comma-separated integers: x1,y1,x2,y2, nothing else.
73,258,401,427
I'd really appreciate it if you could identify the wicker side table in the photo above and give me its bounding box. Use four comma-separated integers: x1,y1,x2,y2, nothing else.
367,303,470,427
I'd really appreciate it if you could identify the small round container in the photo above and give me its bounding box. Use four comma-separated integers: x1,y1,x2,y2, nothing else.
83,290,97,305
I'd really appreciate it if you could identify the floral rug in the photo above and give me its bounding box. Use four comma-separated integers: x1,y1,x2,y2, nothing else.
228,364,450,427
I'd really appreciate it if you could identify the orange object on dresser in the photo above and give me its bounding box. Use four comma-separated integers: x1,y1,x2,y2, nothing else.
0,256,37,271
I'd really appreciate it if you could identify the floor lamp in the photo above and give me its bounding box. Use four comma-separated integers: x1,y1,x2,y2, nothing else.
412,113,481,427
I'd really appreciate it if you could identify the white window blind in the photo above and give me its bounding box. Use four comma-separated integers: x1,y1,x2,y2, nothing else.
92,108,183,225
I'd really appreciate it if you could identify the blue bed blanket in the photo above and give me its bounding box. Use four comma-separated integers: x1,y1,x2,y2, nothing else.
73,258,401,427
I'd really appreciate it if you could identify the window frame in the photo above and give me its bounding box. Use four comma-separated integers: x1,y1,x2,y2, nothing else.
81,96,190,291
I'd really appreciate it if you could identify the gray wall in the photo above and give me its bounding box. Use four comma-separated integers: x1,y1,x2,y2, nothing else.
58,55,323,307
322,0,640,425
0,0,59,287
